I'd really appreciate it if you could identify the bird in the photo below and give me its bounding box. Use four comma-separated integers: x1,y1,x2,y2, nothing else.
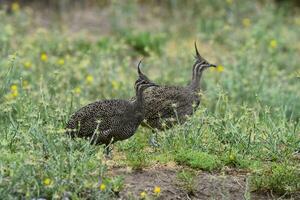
65,60,158,156
135,43,217,146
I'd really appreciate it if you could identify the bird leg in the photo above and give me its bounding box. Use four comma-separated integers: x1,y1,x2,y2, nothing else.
104,138,114,159
104,144,113,159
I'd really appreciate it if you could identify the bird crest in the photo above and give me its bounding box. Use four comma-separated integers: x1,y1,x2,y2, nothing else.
136,59,153,84
194,42,208,64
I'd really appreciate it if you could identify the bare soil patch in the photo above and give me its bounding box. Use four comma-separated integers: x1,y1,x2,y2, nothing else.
108,165,288,200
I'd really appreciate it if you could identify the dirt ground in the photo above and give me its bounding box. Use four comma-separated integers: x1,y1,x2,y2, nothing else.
108,164,296,200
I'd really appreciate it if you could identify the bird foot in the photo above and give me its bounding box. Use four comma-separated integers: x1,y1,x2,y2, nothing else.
105,153,113,159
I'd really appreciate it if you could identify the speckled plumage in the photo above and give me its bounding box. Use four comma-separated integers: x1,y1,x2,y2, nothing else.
66,61,157,147
136,43,216,131
66,100,144,145
140,85,199,130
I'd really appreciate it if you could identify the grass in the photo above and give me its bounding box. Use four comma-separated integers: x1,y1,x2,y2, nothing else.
0,0,299,199
174,150,221,171
176,170,197,196
250,162,300,195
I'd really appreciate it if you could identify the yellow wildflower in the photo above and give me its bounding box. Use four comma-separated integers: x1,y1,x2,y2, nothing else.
111,80,120,90
11,2,20,12
22,80,29,89
226,0,233,5
11,84,18,92
10,84,18,98
229,153,236,161
100,183,106,191
24,61,32,69
74,87,81,95
40,53,48,62
43,178,52,186
57,58,65,65
153,186,161,195
216,65,225,72
11,90,18,98
86,75,94,84
242,18,251,28
269,39,277,49
140,191,147,199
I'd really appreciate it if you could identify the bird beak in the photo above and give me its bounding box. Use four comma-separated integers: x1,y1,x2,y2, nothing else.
210,64,217,68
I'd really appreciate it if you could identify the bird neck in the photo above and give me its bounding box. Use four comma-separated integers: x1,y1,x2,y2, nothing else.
188,70,203,92
133,88,144,110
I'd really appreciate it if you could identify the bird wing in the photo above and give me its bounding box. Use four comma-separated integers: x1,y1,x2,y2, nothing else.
67,100,129,136
144,86,192,120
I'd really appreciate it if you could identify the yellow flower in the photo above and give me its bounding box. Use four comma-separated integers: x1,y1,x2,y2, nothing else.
153,186,161,195
40,53,48,62
24,61,32,69
226,0,233,5
43,178,52,186
269,39,277,49
22,80,29,89
57,58,65,65
10,85,19,98
11,84,18,92
216,65,225,72
11,90,18,98
140,191,147,199
11,2,20,12
229,153,236,161
86,75,94,84
100,183,106,191
111,80,120,90
74,87,81,95
242,18,251,27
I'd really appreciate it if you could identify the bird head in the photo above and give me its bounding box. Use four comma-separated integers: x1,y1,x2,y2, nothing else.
135,59,159,91
193,42,217,74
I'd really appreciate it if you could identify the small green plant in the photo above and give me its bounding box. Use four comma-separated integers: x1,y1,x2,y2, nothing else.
123,31,166,56
126,149,150,170
175,149,221,171
176,170,197,196
221,151,251,168
250,162,300,195
110,176,125,196
125,138,150,170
